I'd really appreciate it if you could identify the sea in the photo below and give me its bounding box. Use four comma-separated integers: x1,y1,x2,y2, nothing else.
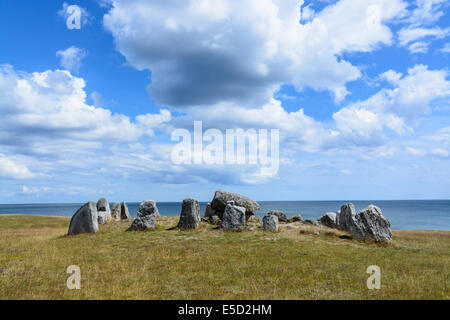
0,200,449,231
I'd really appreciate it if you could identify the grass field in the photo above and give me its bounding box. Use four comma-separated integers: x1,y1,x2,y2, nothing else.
0,214,448,299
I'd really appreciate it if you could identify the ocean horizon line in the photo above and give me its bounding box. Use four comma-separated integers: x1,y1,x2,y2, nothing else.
1,199,449,206
1,200,449,231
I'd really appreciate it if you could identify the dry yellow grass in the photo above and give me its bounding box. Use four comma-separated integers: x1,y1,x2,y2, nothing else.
0,215,449,299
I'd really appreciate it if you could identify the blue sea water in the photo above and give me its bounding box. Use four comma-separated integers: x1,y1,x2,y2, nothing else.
0,200,449,230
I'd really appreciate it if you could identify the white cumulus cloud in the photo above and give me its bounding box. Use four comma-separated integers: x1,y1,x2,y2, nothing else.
0,154,34,179
56,46,87,73
103,0,407,107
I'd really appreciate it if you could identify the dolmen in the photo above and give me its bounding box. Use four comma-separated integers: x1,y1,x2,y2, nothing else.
204,190,260,224
97,197,112,225
320,203,392,243
128,200,160,231
112,202,131,221
68,202,99,235
178,198,201,230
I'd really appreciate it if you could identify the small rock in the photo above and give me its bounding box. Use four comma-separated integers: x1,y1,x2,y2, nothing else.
221,201,246,231
314,231,320,235
304,219,319,226
68,202,99,235
287,214,303,223
247,215,260,224
210,215,222,225
263,214,279,232
178,198,201,230
267,210,288,223
318,212,337,228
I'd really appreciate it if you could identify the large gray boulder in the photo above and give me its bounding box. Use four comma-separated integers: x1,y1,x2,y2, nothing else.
120,202,131,220
210,190,260,218
127,200,159,231
319,212,337,228
97,197,112,224
350,205,392,243
178,198,201,229
267,210,287,223
111,203,121,221
336,203,356,231
263,214,279,232
68,202,99,235
221,201,246,231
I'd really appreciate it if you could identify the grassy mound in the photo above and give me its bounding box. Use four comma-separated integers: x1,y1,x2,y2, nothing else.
0,215,448,299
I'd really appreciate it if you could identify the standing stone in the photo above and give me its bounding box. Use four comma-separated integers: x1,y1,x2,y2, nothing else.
127,200,159,231
263,214,279,232
178,198,201,229
204,203,216,218
319,212,337,228
68,202,99,235
267,210,287,223
120,202,131,220
111,203,121,221
221,201,246,231
336,203,356,231
97,197,112,224
350,205,392,243
210,190,260,219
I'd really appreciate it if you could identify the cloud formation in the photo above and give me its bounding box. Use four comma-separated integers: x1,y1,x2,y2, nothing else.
332,64,450,145
56,46,87,73
0,154,34,179
397,0,449,53
103,0,407,107
0,64,171,162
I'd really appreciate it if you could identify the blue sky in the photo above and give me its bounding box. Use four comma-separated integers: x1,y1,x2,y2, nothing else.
0,0,449,203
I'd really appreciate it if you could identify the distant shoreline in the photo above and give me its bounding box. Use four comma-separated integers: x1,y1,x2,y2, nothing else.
0,213,70,218
1,213,449,232
2,199,449,231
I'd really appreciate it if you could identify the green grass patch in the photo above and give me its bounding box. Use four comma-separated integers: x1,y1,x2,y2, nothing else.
0,215,448,299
